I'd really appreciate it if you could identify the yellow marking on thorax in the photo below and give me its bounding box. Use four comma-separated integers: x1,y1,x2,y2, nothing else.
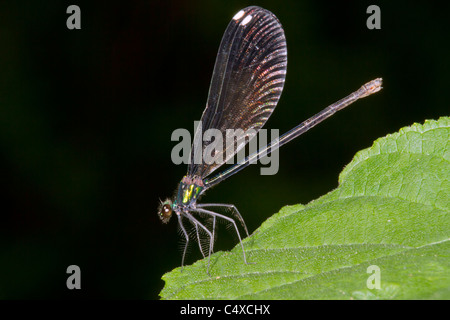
182,184,195,204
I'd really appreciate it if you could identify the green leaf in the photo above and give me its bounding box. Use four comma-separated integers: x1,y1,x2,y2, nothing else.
160,117,450,299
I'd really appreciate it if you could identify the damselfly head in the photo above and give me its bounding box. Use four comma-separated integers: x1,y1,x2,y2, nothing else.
158,199,173,224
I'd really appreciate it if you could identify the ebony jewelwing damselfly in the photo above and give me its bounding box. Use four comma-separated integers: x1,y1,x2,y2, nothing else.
158,6,382,273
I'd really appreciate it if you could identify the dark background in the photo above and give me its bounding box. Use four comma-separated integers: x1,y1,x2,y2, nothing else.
0,0,448,299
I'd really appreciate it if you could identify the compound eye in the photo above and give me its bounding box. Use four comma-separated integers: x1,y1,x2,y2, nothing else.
158,201,173,223
162,204,172,217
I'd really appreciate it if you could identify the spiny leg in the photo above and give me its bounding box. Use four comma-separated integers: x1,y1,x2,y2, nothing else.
211,215,216,254
194,222,206,259
194,207,249,265
197,203,249,237
184,212,214,275
177,214,189,271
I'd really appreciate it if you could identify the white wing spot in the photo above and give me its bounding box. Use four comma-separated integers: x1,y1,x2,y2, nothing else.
241,15,252,26
233,10,245,20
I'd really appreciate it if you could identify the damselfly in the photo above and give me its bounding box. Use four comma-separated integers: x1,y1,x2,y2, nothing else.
158,6,382,273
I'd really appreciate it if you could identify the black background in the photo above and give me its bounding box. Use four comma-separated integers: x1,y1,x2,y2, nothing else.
0,0,448,299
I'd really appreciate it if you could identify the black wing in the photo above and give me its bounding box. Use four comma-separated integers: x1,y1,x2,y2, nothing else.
188,6,287,179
